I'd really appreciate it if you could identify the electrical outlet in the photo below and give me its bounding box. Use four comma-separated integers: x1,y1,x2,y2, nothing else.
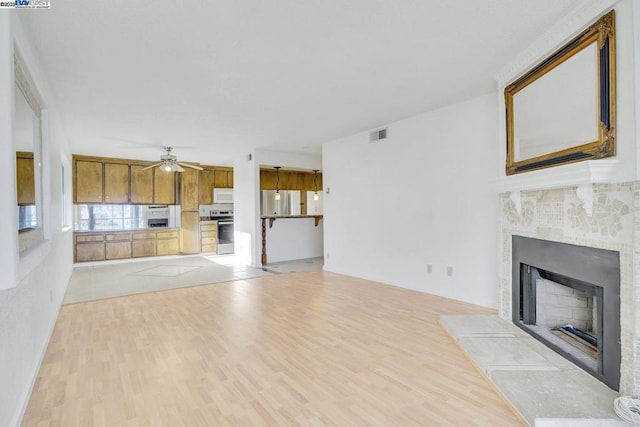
326,252,330,260
447,266,453,277
427,264,432,274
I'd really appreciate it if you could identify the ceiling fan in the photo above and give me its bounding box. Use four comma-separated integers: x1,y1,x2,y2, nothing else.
142,146,203,172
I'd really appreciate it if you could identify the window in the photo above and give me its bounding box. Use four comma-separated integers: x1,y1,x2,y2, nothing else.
75,205,145,231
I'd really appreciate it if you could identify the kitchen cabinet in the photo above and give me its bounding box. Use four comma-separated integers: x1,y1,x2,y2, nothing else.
259,168,322,191
180,211,200,254
302,172,322,192
180,168,200,211
200,221,218,253
104,163,130,203
157,230,179,256
16,152,35,205
154,169,176,205
130,165,154,204
75,233,106,262
278,171,299,190
214,168,233,188
74,229,182,262
199,168,214,204
75,160,103,203
132,231,156,258
260,169,277,190
105,232,132,260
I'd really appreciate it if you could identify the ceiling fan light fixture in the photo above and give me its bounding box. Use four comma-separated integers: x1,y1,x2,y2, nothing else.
141,146,203,172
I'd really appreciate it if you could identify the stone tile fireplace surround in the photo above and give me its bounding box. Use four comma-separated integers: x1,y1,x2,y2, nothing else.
498,182,638,395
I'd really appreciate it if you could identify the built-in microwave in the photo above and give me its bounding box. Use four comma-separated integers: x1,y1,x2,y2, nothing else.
213,188,234,203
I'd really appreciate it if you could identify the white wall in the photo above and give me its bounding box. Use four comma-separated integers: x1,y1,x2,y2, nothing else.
233,153,259,267
322,93,499,308
0,13,73,427
264,220,323,263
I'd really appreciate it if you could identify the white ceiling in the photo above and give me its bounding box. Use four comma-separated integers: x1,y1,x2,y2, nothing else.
19,0,575,166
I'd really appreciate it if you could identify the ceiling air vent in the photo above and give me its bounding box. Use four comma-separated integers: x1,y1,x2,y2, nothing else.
369,128,388,143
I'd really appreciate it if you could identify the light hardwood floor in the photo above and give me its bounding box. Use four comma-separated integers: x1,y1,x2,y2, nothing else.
23,271,524,426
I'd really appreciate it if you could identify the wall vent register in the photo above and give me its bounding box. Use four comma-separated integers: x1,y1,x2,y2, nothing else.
369,128,387,142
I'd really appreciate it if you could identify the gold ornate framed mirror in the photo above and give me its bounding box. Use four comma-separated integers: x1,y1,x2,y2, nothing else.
505,10,615,175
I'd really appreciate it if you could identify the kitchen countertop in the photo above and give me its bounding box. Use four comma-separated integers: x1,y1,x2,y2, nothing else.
260,215,323,228
260,215,323,219
74,227,181,233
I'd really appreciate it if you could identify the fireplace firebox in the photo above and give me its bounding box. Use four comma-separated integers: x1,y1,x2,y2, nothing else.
512,236,620,390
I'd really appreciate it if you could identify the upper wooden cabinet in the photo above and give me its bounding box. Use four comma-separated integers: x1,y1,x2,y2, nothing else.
130,165,154,204
75,160,104,203
303,172,323,193
214,168,233,188
74,156,178,204
180,168,199,211
104,163,130,203
259,168,322,191
153,169,176,205
16,152,35,205
199,168,214,205
72,155,233,206
260,169,277,190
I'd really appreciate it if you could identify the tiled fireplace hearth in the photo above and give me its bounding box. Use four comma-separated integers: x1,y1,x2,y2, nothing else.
498,183,638,395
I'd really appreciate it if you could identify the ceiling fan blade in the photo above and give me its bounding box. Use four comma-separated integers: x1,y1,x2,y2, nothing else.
173,164,185,172
142,162,163,170
179,162,203,171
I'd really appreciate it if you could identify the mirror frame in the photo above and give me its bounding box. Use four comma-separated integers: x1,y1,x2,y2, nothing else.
14,48,45,252
505,10,616,175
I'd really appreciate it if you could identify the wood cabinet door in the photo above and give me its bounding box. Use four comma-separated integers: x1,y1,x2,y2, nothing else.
226,170,233,188
76,242,105,262
105,241,132,260
302,171,322,192
180,168,199,211
75,160,103,203
104,163,130,203
130,165,154,204
132,239,156,258
16,153,35,205
199,169,214,205
213,169,233,188
279,170,299,190
260,169,277,190
180,211,200,254
157,233,179,256
154,169,176,204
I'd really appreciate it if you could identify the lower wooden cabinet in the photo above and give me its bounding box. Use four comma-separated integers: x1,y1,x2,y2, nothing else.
200,222,218,253
157,230,180,256
132,231,156,258
74,229,180,262
105,232,132,260
75,233,106,262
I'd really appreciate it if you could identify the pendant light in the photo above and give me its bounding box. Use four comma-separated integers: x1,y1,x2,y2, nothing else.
274,166,281,200
312,170,320,201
